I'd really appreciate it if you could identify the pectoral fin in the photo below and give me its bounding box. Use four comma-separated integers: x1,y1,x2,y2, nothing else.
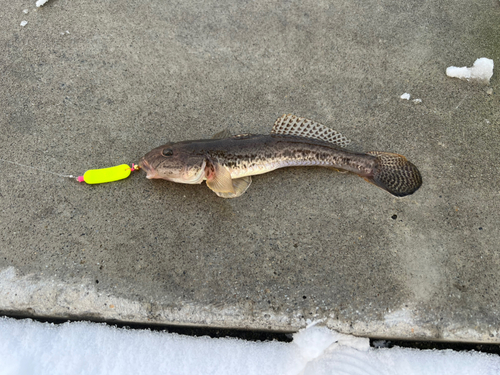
228,176,252,198
206,163,252,198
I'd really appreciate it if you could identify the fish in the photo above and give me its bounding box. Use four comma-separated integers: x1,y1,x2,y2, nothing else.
138,114,422,198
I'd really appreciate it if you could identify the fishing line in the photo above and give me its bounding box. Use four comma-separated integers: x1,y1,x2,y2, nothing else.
0,158,78,179
0,157,140,184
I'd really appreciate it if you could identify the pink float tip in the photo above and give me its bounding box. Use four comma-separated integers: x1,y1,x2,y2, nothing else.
77,176,84,182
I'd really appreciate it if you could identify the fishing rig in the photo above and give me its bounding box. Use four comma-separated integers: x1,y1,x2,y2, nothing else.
0,159,140,184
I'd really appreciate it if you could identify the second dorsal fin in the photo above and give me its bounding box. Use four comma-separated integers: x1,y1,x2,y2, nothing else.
271,114,351,148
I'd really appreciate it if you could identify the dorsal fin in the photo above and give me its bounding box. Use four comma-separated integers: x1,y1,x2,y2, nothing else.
212,129,232,139
271,114,351,148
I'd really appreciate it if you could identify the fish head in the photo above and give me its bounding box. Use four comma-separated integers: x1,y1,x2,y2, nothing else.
139,142,206,184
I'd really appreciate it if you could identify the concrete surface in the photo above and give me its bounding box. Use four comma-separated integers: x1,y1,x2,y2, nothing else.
1,0,499,342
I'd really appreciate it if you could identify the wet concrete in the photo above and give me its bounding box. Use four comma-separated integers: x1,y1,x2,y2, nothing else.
1,0,499,342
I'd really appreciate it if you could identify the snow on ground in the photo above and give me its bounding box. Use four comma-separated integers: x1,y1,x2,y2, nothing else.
400,93,422,103
0,317,499,375
36,0,50,7
446,58,494,84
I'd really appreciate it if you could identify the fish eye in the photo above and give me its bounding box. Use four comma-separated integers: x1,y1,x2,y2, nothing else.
162,149,173,157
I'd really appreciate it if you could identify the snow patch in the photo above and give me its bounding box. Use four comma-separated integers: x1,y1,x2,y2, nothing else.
400,93,422,103
36,0,50,7
446,58,494,84
20,21,28,27
0,317,499,375
301,343,500,375
293,325,368,360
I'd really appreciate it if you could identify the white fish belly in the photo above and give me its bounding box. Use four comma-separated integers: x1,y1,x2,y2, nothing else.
228,159,332,179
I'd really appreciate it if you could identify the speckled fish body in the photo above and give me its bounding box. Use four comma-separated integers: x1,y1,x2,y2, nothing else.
139,115,422,198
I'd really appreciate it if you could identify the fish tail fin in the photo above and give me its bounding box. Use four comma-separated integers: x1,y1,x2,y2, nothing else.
363,152,422,197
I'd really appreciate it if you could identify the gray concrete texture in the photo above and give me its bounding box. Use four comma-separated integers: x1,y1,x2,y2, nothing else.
1,0,499,342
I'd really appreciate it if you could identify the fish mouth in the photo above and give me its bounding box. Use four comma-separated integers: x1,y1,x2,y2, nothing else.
138,158,158,179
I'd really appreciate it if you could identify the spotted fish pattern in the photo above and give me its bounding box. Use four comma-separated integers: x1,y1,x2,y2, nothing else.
139,115,422,198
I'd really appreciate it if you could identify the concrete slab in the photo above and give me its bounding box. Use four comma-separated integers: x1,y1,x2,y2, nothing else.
1,0,499,342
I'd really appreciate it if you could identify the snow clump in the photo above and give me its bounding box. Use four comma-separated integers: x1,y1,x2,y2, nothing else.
446,58,494,84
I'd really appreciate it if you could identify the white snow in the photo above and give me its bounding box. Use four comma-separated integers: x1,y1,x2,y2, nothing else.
20,21,28,27
0,317,499,375
400,93,422,103
36,0,49,7
446,58,494,84
23,9,29,14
